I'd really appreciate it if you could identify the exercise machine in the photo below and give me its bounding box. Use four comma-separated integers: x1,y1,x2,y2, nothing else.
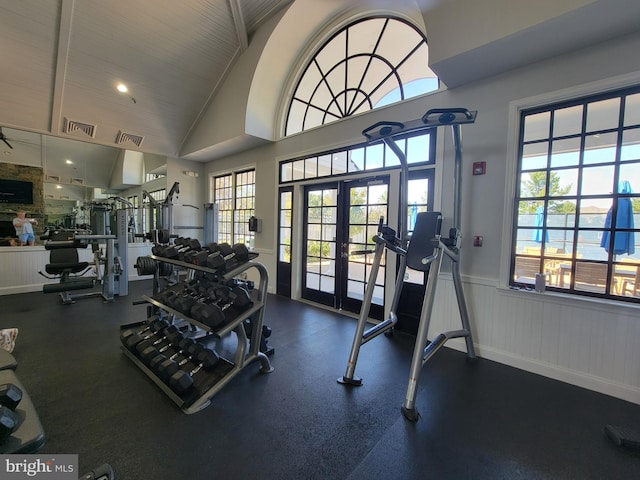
338,108,478,421
143,182,180,234
39,209,129,303
202,203,219,245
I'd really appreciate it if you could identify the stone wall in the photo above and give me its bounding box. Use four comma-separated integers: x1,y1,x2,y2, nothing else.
0,162,44,237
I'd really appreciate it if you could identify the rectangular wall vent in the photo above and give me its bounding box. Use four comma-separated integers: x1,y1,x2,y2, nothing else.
70,178,85,185
63,118,96,138
45,175,61,182
115,130,144,147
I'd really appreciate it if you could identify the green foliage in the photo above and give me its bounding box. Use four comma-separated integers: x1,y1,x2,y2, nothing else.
553,201,577,214
519,171,573,214
307,241,330,257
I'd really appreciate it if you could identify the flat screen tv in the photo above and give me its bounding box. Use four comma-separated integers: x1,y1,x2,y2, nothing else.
0,179,34,204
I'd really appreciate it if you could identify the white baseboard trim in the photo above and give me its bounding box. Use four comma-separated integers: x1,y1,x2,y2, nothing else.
445,338,640,405
0,276,151,296
0,284,43,295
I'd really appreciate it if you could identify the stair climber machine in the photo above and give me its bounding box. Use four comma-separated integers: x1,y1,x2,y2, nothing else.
338,108,478,421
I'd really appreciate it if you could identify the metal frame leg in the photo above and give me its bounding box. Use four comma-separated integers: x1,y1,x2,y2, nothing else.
451,260,476,360
338,242,385,385
401,249,443,421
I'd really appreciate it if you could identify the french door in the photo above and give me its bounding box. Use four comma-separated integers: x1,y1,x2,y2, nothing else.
302,177,389,319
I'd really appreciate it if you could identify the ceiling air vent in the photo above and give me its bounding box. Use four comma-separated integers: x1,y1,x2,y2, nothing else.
70,178,85,185
115,130,144,147
63,118,96,138
45,174,61,183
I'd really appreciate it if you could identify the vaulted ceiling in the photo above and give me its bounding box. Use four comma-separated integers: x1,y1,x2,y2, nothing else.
1,0,639,179
0,0,292,160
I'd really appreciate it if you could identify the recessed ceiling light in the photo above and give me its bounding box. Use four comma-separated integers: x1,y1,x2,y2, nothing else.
65,159,73,164
56,185,62,189
117,83,128,93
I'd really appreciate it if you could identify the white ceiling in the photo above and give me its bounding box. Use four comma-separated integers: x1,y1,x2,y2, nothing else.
0,0,292,160
1,0,639,186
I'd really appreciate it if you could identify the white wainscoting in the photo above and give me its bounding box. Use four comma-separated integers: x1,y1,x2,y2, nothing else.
0,243,154,295
429,275,640,405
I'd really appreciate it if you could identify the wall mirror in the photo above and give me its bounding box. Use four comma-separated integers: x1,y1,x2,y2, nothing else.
1,127,166,227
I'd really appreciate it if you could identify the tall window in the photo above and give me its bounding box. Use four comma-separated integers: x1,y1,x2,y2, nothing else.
212,169,255,248
285,16,438,136
511,86,640,302
213,174,233,245
278,189,293,263
234,170,255,246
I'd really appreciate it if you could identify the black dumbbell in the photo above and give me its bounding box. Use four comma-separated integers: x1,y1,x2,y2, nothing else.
0,384,22,411
121,318,170,351
151,244,166,256
133,325,180,359
228,286,252,310
165,238,201,261
147,332,187,371
183,242,211,264
205,243,238,270
160,281,197,310
170,292,197,314
215,285,252,313
121,319,170,350
188,284,227,320
152,243,178,257
152,284,183,304
169,348,220,394
156,343,206,384
190,304,225,328
151,238,187,259
139,330,185,365
135,325,180,357
122,314,162,338
189,287,231,327
193,286,252,328
155,338,201,381
0,406,19,442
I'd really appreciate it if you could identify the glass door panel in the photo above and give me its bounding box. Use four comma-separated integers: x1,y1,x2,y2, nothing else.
303,185,339,307
276,187,293,297
342,179,388,318
301,178,389,318
395,170,434,335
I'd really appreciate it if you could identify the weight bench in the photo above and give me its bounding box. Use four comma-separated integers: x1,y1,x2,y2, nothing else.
39,231,97,304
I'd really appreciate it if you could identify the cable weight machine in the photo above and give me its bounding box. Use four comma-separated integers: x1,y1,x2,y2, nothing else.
338,108,478,421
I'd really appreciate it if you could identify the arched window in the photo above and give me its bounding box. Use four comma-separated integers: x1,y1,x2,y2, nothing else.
284,16,438,136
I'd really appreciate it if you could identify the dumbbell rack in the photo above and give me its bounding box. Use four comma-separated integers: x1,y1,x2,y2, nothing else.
122,255,274,414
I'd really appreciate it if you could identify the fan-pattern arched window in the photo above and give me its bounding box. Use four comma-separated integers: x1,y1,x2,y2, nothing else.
285,16,438,136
